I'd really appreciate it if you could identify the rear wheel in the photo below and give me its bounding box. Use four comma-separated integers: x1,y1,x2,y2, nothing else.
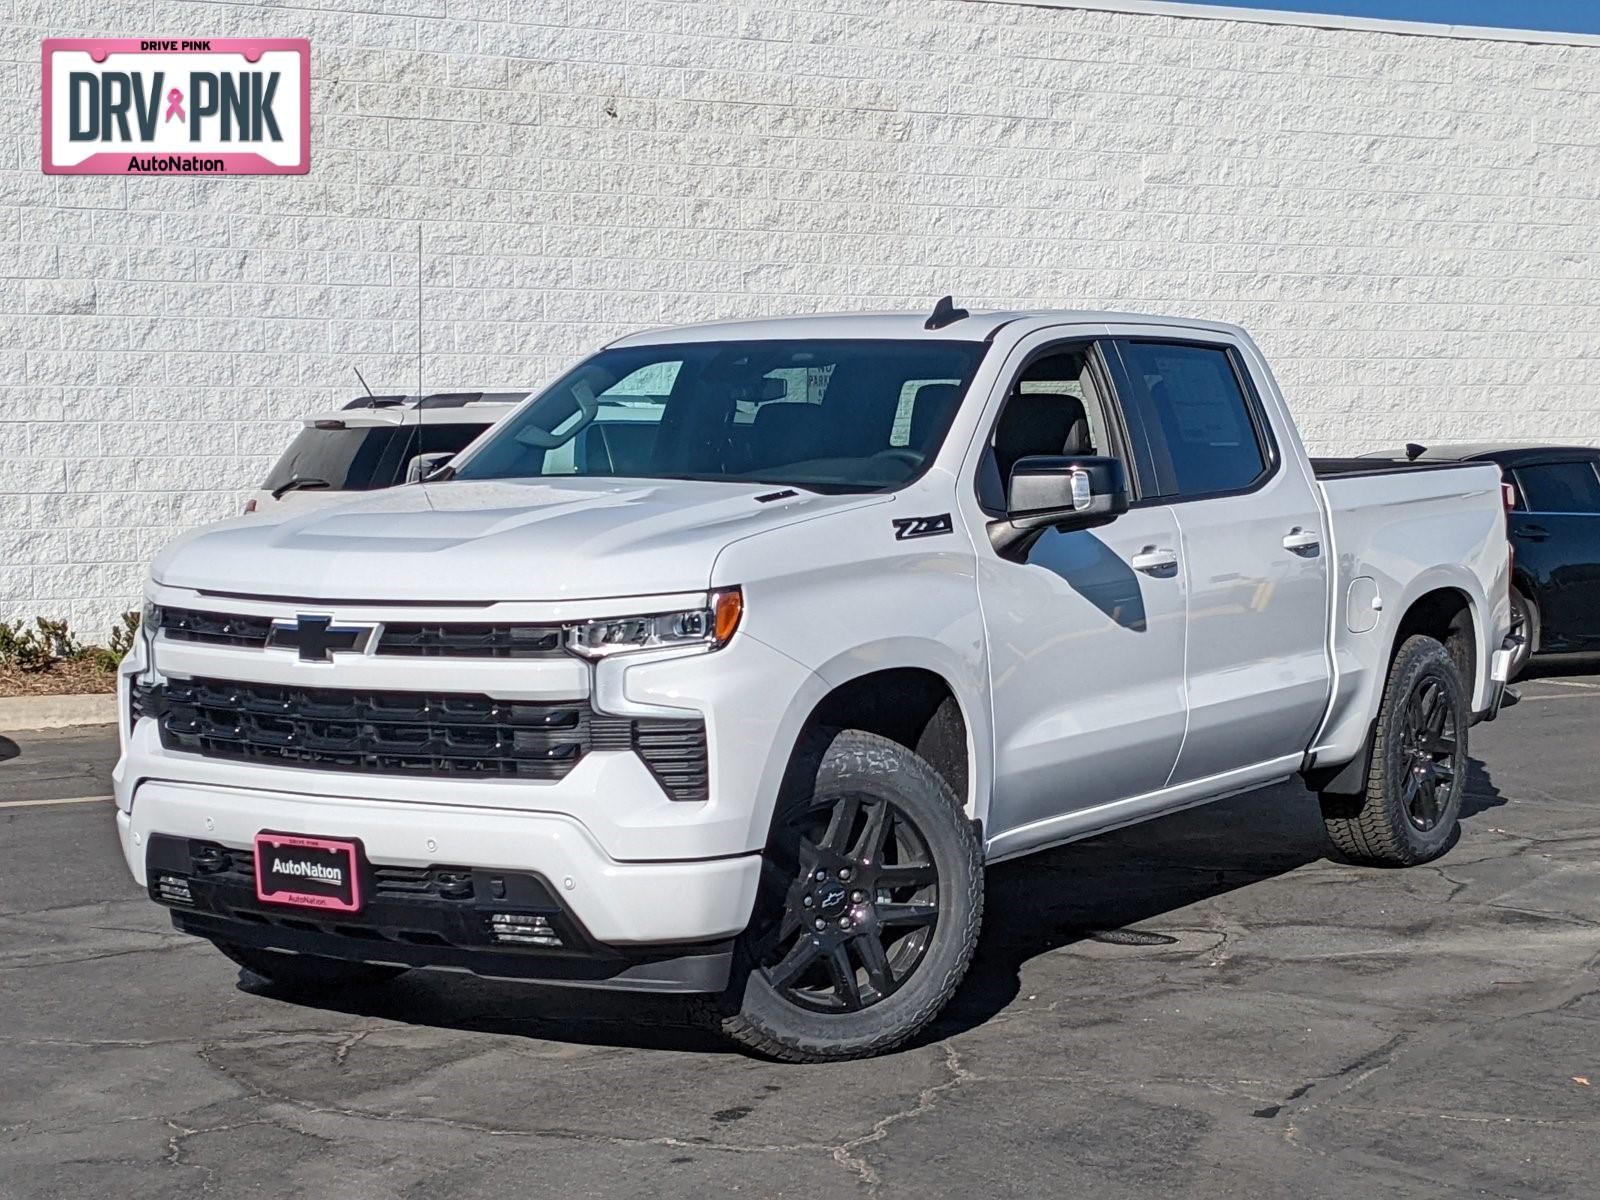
1508,587,1535,680
709,730,982,1062
1320,634,1468,866
212,941,408,991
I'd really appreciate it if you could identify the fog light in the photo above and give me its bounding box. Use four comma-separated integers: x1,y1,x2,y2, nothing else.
157,874,194,905
487,912,562,947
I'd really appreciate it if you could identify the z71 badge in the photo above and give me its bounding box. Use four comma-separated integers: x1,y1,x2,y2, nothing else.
892,514,953,541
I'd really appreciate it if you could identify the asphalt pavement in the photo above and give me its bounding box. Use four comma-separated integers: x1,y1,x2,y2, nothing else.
2,666,1598,1198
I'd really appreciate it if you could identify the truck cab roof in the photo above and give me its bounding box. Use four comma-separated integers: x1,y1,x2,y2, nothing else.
609,308,1250,347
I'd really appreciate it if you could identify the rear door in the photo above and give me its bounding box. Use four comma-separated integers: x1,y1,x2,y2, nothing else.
1106,332,1331,785
1509,457,1600,651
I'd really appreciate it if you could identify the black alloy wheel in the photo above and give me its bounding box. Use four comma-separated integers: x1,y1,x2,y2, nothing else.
1319,633,1468,867
1397,673,1463,833
707,729,983,1061
754,791,940,1013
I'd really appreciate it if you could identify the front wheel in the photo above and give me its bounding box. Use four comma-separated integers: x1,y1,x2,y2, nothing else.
709,730,982,1062
1320,634,1468,866
212,941,409,992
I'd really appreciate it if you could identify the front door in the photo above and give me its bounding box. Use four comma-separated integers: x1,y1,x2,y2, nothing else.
972,337,1189,845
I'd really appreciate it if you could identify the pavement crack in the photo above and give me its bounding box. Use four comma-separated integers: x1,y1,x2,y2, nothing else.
831,1043,974,1192
1262,1031,1413,1122
332,1029,369,1068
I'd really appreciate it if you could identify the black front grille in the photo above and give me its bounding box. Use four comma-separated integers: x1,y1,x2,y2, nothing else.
154,604,566,660
146,678,708,796
156,677,608,779
155,606,274,648
376,622,564,659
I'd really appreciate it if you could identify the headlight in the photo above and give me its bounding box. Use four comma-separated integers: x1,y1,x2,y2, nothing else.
565,589,743,660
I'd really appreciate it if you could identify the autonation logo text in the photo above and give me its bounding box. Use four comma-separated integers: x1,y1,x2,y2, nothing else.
271,858,343,885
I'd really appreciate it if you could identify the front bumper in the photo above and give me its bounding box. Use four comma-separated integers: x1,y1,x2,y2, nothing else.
144,833,735,992
119,778,761,960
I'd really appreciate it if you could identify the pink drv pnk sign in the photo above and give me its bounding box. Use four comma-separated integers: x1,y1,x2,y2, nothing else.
42,38,309,175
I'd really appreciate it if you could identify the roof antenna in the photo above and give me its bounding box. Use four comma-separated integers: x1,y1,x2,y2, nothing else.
1405,442,1427,461
416,224,424,399
352,365,376,400
924,294,969,330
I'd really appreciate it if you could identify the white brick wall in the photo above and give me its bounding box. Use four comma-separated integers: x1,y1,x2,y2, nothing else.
3,0,1599,630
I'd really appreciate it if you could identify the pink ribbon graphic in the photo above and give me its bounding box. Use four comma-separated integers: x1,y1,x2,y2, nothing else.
164,87,185,123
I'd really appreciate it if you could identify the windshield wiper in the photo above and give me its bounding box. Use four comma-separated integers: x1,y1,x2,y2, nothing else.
271,477,332,499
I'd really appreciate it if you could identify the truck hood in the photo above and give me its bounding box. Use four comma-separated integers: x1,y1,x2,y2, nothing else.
152,479,881,602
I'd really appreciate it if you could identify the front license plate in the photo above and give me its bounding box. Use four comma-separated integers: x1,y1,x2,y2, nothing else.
254,831,364,913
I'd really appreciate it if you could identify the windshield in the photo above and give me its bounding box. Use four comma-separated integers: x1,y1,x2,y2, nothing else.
451,339,986,493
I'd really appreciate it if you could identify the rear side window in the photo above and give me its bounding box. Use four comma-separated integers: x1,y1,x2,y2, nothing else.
1114,341,1269,498
263,427,408,493
1515,461,1600,514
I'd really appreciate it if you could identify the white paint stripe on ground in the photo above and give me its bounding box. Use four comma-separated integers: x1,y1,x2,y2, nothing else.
0,794,113,810
1529,678,1600,691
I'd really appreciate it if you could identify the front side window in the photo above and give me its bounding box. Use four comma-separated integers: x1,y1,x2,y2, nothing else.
453,339,986,493
1515,461,1600,514
1115,341,1269,499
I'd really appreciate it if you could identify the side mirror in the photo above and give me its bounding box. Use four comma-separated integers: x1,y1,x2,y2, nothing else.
991,455,1129,557
406,451,454,484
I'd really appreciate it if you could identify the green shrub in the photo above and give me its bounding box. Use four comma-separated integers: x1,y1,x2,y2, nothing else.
0,613,132,674
107,610,139,660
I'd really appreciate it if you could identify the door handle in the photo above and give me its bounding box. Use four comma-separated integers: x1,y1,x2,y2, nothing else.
1513,525,1549,542
1282,528,1321,555
1131,547,1179,573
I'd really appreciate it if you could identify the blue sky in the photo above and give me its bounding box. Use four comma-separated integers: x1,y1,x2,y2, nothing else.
1176,1,1600,34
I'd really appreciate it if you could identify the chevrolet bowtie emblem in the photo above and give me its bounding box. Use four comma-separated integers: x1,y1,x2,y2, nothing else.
268,615,373,662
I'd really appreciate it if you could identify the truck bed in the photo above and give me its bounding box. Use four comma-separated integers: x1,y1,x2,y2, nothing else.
1311,457,1491,480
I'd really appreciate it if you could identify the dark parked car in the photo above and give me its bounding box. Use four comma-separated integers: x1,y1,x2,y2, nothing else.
1377,444,1600,677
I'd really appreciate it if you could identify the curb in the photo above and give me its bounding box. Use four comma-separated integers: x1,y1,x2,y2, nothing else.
0,693,118,733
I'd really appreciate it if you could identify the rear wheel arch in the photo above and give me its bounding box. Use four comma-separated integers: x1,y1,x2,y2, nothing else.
1304,586,1477,795
1391,586,1478,705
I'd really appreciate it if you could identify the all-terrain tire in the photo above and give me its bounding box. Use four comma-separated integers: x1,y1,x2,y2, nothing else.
1320,634,1467,867
708,730,982,1063
212,941,408,991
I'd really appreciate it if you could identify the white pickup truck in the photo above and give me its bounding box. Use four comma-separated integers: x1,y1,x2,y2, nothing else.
117,305,1516,1061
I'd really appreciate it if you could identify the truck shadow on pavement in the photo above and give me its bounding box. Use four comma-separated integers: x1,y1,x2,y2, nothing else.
246,759,1506,1058
926,755,1507,1044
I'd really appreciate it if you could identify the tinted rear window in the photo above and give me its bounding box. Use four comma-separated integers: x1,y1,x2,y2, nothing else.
263,423,494,493
263,427,408,493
